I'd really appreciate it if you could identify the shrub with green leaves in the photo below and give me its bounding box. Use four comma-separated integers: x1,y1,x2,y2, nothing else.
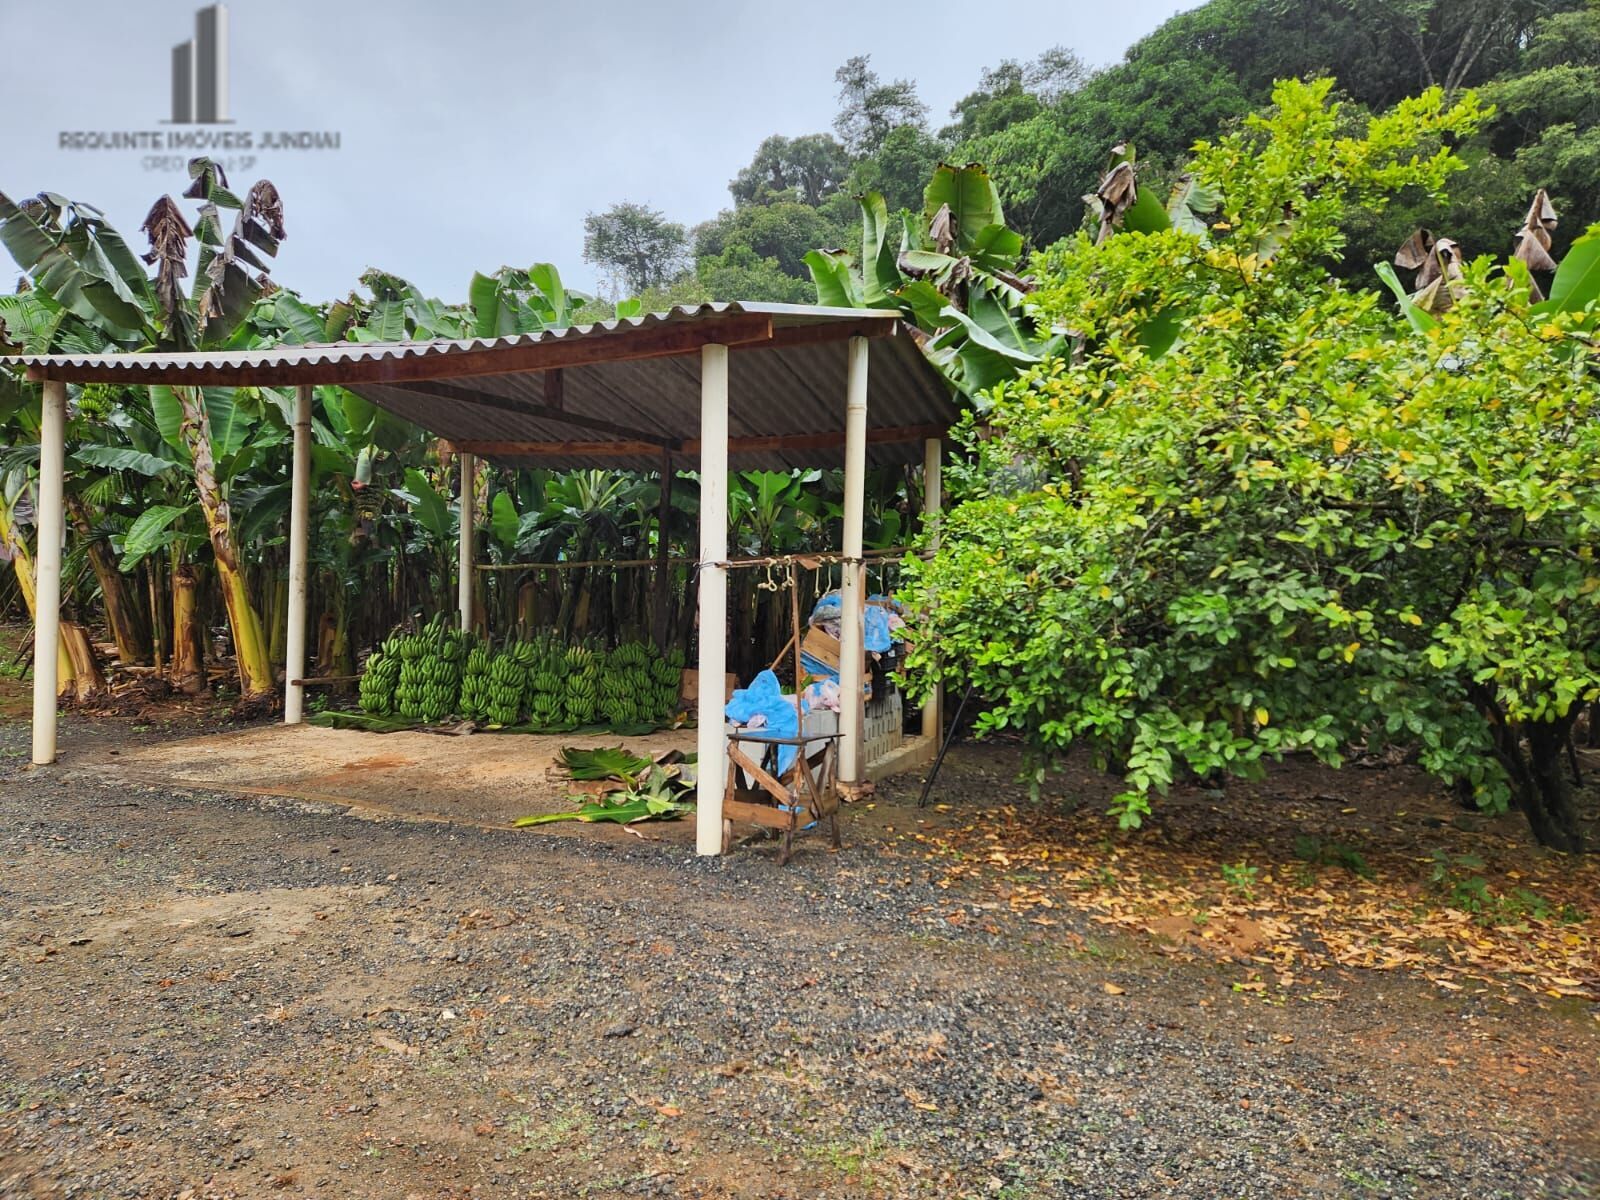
905,79,1599,851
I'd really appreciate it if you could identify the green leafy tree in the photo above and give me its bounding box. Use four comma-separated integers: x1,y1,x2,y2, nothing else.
833,55,930,158
695,245,815,303
694,200,844,280
582,202,689,296
943,48,1090,141
730,134,852,207
898,80,1600,853
846,125,946,216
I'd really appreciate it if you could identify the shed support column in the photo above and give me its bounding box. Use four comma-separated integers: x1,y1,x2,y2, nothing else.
920,437,943,744
838,336,869,784
695,343,730,856
458,453,475,634
284,385,313,725
31,380,66,765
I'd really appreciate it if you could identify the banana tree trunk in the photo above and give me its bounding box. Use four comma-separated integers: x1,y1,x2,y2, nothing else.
0,501,77,694
174,386,274,697
170,562,205,694
67,497,150,666
61,623,105,700
145,558,169,672
557,533,593,637
267,574,288,666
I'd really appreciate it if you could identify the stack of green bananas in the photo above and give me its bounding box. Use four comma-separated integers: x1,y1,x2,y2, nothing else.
360,625,687,730
527,690,563,726
484,650,527,725
595,641,649,727
458,644,494,720
563,646,600,725
649,656,683,721
392,616,464,723
358,652,401,714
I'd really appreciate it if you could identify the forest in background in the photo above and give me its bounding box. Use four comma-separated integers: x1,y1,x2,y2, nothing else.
582,0,1600,304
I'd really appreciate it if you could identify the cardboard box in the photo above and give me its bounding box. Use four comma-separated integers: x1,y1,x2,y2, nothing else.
801,626,867,675
680,669,738,704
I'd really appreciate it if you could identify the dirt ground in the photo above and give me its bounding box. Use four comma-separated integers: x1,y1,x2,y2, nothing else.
87,723,701,834
0,664,1597,1197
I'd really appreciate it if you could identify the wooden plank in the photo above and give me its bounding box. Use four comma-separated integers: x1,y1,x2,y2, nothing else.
721,797,799,831
747,317,898,351
728,744,794,808
24,314,776,387
451,437,666,459
451,422,947,461
544,368,565,410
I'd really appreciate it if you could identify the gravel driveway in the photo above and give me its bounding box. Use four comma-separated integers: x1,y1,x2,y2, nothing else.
1,716,1595,1199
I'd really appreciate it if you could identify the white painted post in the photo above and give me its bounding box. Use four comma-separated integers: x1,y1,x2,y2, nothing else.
838,336,869,783
920,436,943,745
458,452,476,634
284,384,312,725
695,342,730,856
31,380,66,765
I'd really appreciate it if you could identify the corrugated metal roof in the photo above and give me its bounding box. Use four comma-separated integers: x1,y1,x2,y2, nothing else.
7,303,895,379
2,301,958,469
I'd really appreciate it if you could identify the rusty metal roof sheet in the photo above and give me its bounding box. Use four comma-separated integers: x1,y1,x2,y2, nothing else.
2,302,958,469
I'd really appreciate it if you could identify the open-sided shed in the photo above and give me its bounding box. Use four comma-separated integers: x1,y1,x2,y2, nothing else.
9,302,956,854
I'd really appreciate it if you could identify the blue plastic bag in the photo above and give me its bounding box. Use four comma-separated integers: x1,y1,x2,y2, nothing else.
725,669,807,775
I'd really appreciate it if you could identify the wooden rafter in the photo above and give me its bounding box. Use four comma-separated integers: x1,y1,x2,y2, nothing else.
448,422,948,461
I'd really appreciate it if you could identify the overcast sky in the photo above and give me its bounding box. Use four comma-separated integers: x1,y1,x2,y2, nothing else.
1,0,1195,304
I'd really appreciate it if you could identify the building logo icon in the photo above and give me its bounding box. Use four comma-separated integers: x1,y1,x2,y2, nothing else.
54,1,340,169
170,4,229,125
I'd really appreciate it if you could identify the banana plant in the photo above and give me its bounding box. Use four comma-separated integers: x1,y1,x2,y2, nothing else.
1377,194,1600,331
1,288,159,675
0,158,291,696
469,263,591,337
807,163,1067,397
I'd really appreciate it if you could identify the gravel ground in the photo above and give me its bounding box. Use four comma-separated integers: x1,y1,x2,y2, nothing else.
1,715,1596,1199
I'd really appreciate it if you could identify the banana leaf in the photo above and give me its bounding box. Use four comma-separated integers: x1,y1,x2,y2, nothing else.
558,745,654,781
1531,227,1600,316
310,710,420,733
1375,262,1438,333
513,794,694,827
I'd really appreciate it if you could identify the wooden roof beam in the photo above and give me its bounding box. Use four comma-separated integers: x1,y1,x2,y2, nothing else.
449,422,948,461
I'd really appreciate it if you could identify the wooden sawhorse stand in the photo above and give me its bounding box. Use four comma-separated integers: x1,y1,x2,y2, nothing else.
722,731,842,865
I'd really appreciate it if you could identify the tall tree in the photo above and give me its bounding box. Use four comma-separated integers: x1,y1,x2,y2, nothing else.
582,202,689,296
944,47,1091,141
729,134,852,207
833,56,929,158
